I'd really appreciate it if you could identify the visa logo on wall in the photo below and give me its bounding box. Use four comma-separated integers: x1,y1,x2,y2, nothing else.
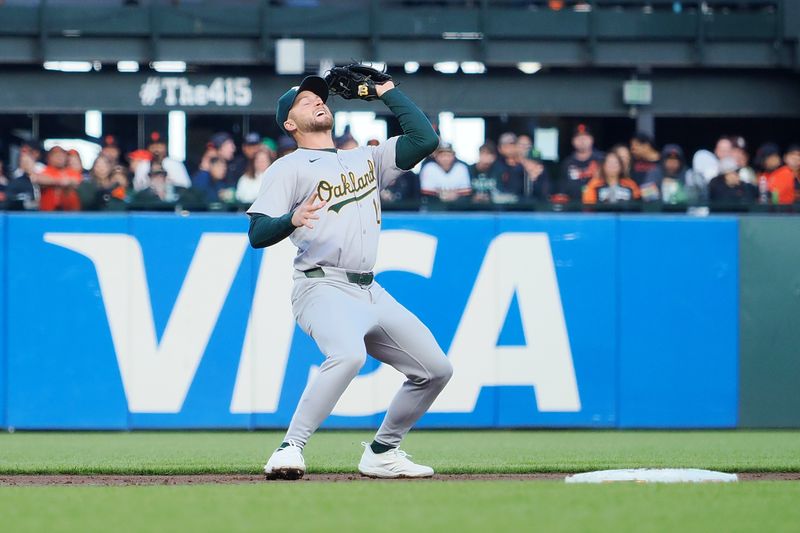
43,230,581,417
2,214,740,430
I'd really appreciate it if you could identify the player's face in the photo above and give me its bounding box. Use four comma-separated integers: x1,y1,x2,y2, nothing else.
288,91,333,134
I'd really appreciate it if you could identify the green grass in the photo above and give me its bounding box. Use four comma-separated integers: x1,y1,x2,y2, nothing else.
2,431,799,532
1,482,799,533
1,430,799,474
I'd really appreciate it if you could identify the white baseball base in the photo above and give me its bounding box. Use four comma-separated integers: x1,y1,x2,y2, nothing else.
565,468,738,484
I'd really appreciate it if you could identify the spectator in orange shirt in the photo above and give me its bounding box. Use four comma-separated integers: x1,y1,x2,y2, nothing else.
767,144,800,205
34,146,82,211
66,149,87,179
583,152,641,204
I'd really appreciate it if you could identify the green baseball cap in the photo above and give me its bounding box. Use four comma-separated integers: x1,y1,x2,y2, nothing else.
276,76,329,134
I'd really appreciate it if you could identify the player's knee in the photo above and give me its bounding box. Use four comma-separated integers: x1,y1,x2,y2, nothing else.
331,350,367,375
428,357,453,387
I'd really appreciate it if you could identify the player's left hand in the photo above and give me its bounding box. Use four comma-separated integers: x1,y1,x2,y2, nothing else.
325,63,393,101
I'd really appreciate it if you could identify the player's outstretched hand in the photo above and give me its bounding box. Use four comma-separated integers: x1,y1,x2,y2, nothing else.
292,191,327,229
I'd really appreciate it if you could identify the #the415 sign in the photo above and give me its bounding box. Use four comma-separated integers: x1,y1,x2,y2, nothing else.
139,76,253,107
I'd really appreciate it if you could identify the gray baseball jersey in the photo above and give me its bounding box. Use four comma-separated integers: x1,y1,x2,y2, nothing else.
248,133,451,452
247,137,404,272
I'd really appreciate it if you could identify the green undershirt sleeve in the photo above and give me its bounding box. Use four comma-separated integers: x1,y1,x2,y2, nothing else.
380,88,439,170
248,212,296,249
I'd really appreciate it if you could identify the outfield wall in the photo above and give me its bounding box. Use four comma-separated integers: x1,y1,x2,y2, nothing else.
739,217,800,428
0,212,790,430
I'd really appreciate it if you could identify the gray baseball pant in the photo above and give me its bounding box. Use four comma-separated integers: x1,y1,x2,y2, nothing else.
283,268,452,448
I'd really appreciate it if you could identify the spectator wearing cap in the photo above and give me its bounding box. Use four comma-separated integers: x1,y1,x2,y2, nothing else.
560,124,603,201
493,132,525,197
236,147,271,203
767,144,800,205
755,143,783,175
583,152,641,205
262,137,278,160
133,131,191,192
277,135,297,158
133,162,172,204
469,141,500,203
708,157,757,206
754,143,783,204
128,149,152,175
100,135,122,168
630,132,661,184
419,142,472,202
641,144,691,204
206,132,243,186
34,146,83,211
239,132,264,177
520,149,551,201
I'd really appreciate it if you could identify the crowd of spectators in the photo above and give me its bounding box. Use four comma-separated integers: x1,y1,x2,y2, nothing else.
0,123,798,213
399,126,800,211
0,130,284,212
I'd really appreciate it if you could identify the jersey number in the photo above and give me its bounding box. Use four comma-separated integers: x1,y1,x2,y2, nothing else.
372,198,381,225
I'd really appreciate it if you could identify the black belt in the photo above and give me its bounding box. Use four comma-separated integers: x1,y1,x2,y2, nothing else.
303,267,374,286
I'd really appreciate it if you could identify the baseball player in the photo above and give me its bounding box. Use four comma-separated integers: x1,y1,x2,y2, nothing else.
247,67,452,480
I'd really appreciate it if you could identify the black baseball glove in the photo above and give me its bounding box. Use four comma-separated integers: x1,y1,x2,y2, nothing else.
324,63,393,101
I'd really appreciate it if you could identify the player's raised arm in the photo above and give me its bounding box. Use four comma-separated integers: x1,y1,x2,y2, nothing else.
325,64,439,170
377,83,439,170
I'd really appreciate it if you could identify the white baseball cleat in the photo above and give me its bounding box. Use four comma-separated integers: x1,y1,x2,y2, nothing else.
264,440,306,480
358,442,434,479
